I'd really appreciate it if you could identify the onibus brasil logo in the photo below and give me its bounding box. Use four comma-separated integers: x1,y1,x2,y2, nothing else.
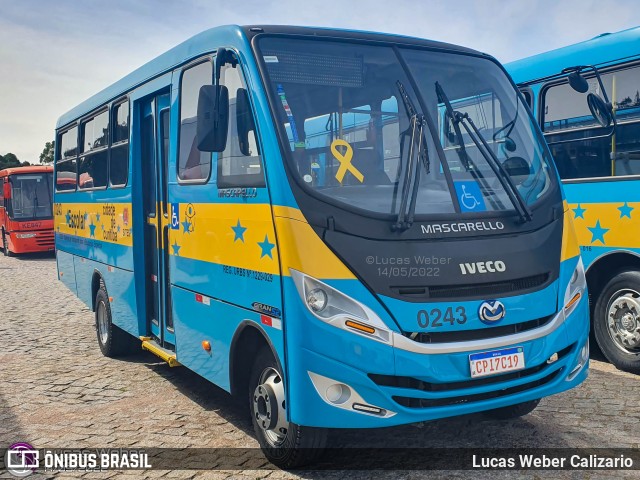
4,443,39,477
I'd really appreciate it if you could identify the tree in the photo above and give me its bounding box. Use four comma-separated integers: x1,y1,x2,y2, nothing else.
0,153,22,170
40,140,55,164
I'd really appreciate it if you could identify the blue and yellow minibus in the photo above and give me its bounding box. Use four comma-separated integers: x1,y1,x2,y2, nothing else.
55,25,591,467
507,26,640,374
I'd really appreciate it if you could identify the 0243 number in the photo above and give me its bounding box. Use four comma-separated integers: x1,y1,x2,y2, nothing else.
417,307,467,328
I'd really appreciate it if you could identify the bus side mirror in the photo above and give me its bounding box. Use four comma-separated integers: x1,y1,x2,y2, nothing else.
236,88,257,156
2,182,10,199
587,93,613,128
197,84,229,152
568,71,589,93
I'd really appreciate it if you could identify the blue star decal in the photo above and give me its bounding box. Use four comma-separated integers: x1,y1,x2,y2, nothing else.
588,220,609,245
182,220,192,234
96,213,100,222
171,240,181,256
65,211,71,225
231,219,247,242
117,225,121,232
89,222,97,238
258,234,275,259
572,204,586,219
618,202,634,219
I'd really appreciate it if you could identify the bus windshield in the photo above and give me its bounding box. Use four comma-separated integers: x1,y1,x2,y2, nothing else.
258,37,556,218
9,173,54,220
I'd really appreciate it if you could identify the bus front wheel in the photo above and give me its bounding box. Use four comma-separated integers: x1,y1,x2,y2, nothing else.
1,230,12,257
593,270,640,374
95,284,136,358
249,347,327,469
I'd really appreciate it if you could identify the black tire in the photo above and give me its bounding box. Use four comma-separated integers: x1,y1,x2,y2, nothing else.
593,270,640,374
2,230,12,257
95,283,137,358
249,347,327,469
483,399,540,420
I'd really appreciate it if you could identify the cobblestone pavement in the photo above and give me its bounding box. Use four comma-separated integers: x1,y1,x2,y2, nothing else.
1,253,639,480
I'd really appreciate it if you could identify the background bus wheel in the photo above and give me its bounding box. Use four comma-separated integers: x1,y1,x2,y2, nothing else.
593,270,640,374
95,284,137,358
483,399,540,420
249,347,327,469
2,231,12,257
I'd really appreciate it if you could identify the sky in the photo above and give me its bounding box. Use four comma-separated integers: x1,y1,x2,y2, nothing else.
1,0,639,163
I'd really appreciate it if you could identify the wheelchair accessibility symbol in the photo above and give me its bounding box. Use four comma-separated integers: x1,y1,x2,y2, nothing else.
170,203,180,230
454,181,486,212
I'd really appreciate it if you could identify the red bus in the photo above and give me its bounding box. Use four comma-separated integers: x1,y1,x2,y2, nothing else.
0,166,55,256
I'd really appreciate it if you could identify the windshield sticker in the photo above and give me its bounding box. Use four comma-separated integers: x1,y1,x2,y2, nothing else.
454,181,486,212
263,55,279,63
331,139,364,184
276,84,304,150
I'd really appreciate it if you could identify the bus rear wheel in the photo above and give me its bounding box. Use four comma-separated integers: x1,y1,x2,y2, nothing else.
593,270,640,374
249,347,327,469
483,399,540,420
95,284,137,358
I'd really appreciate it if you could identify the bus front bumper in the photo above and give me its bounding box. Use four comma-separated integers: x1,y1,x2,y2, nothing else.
5,230,55,254
287,297,589,429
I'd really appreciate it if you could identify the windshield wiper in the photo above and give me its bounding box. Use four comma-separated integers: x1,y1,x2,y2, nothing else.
435,82,532,223
394,80,429,231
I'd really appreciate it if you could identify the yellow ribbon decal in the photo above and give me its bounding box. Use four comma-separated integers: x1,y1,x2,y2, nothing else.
331,139,364,184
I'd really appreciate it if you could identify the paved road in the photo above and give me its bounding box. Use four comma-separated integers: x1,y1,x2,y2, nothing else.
0,253,639,479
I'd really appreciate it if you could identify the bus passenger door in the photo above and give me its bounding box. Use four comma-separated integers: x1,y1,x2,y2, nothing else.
140,92,174,348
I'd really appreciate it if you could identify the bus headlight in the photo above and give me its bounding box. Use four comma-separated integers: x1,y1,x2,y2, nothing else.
564,258,586,316
291,269,392,344
306,288,328,312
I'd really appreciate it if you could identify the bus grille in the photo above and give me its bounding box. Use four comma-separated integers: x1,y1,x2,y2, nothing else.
369,344,573,394
402,314,555,344
392,369,561,408
393,273,550,301
36,232,55,248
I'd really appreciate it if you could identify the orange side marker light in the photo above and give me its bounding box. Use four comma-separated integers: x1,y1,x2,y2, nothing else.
202,340,211,352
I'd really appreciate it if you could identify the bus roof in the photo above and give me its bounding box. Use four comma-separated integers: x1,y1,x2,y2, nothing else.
507,26,640,85
56,24,483,130
0,165,53,177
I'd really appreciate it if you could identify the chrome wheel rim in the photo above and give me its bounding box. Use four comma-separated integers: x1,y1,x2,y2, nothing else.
607,289,640,353
253,367,288,446
97,301,109,345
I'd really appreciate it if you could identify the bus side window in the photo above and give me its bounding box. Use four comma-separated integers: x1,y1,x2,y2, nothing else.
78,110,109,189
56,126,78,192
110,100,129,187
178,60,213,182
217,64,265,188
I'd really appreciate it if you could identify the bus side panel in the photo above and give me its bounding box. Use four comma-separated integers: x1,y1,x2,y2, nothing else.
103,266,139,337
71,256,138,335
73,256,94,309
171,284,285,392
56,250,77,296
563,179,640,269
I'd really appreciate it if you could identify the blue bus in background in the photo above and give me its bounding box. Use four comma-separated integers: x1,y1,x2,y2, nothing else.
507,26,640,374
55,25,591,467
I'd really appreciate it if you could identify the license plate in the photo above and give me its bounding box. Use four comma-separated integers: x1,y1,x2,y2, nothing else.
469,347,525,378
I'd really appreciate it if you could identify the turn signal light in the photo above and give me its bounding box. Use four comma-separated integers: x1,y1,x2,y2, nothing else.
345,320,376,335
202,340,211,352
564,292,581,311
